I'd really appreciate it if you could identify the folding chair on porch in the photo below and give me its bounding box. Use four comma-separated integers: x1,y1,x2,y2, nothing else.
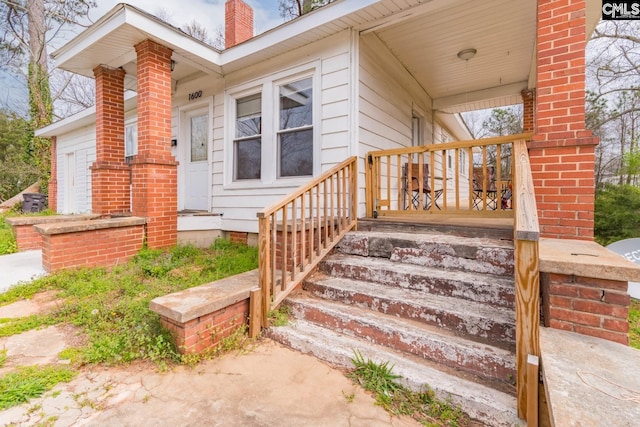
472,166,498,210
402,163,443,210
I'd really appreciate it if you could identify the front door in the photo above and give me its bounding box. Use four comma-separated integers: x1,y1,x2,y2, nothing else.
182,107,209,211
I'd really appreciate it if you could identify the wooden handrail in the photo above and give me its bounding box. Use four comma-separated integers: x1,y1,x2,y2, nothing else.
513,139,540,421
256,156,358,327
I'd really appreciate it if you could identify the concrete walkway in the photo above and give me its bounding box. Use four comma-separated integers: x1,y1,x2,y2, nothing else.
0,250,46,293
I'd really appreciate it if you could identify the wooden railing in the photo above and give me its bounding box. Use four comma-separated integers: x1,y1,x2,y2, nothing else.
365,134,534,218
256,156,358,327
512,139,540,423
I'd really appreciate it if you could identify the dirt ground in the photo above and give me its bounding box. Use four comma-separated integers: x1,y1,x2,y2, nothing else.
0,293,420,427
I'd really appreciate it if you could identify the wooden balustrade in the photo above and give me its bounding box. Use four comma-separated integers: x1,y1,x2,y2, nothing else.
256,156,358,327
365,134,533,218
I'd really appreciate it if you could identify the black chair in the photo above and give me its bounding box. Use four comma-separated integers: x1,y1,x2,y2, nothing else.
402,163,443,210
472,166,498,210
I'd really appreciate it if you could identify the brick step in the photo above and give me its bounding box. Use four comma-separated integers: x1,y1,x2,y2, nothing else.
267,320,519,427
337,231,514,276
284,294,516,385
319,253,516,309
304,272,515,348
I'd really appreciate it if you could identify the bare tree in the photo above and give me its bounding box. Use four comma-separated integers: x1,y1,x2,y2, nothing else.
279,0,334,20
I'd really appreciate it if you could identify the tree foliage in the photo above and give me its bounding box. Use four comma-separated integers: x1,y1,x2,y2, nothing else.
279,0,334,20
594,184,640,246
0,110,38,201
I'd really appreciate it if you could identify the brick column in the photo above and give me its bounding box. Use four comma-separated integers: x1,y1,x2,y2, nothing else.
132,39,177,249
521,89,535,134
530,0,599,240
91,66,130,215
48,136,57,211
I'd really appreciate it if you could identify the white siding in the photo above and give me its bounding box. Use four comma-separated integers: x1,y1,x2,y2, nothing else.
358,34,434,215
210,31,353,233
56,125,96,214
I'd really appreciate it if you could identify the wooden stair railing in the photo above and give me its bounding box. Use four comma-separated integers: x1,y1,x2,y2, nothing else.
256,156,358,328
513,139,541,423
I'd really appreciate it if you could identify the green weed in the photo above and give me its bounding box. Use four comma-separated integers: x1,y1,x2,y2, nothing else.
0,365,76,410
630,298,639,350
348,350,469,427
0,349,7,367
0,240,258,367
268,305,290,327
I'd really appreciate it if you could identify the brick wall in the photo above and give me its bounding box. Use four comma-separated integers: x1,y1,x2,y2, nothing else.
159,299,249,354
229,231,248,245
521,89,535,134
225,0,253,48
40,225,144,272
532,0,599,240
541,272,629,345
132,39,178,249
12,224,42,251
91,65,130,215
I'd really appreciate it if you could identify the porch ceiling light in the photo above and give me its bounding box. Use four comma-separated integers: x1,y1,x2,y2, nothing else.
457,48,477,61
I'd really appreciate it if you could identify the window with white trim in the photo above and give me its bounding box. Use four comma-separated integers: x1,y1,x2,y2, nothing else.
278,77,313,177
234,93,262,180
228,66,317,185
125,121,138,158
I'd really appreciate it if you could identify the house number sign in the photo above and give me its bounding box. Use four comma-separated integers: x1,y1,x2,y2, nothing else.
188,90,203,101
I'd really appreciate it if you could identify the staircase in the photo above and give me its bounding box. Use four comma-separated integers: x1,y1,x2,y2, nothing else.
267,221,521,426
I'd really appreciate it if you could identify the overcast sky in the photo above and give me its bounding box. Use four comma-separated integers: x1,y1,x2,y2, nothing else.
90,0,286,38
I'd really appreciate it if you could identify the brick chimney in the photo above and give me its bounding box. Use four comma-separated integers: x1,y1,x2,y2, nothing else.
225,0,254,49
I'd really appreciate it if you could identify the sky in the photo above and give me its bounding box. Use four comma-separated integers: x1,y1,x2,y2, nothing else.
89,0,287,40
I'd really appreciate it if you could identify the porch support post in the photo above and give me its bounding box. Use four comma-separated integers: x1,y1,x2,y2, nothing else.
91,65,130,215
132,39,177,249
530,0,598,240
48,136,57,211
521,89,535,134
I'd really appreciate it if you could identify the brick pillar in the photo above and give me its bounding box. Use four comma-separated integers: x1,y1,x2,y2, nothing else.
132,39,177,249
521,89,535,134
48,136,57,211
530,0,599,240
91,66,130,215
225,0,254,48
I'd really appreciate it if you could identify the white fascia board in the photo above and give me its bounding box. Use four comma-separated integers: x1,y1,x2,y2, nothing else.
53,4,221,73
433,81,528,112
435,111,473,141
52,5,128,65
220,0,380,66
35,92,138,138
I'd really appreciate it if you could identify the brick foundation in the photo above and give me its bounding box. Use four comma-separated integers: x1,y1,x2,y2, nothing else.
541,272,629,345
159,299,250,354
35,218,145,272
229,231,248,245
12,224,42,251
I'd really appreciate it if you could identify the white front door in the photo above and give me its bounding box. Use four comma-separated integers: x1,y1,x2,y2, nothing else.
182,107,210,210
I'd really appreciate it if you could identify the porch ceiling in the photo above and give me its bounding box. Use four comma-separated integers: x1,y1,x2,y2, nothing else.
370,0,536,113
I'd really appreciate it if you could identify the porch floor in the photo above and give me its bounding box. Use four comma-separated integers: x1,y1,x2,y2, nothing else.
358,216,514,240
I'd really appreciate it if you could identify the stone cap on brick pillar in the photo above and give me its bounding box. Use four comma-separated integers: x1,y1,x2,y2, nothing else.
539,238,640,283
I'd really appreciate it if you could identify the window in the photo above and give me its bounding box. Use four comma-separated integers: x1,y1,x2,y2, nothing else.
125,122,137,158
190,114,208,162
278,77,313,177
234,93,262,180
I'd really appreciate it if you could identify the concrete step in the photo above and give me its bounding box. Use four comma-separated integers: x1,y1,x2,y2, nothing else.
304,272,516,347
319,253,516,309
357,218,514,240
267,320,520,427
285,294,516,385
336,231,514,276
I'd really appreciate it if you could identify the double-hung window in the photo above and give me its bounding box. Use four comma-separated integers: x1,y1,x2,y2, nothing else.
234,93,262,180
277,77,313,177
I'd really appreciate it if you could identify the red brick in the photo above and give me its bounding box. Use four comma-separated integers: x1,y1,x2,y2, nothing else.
574,325,629,346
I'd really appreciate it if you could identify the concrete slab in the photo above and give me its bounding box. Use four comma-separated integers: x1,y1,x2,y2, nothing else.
0,250,46,293
540,327,640,427
0,340,420,427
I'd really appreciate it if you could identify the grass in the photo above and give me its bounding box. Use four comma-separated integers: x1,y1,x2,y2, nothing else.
0,365,75,410
348,350,469,427
0,211,18,255
268,305,290,327
630,298,640,350
0,238,258,366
